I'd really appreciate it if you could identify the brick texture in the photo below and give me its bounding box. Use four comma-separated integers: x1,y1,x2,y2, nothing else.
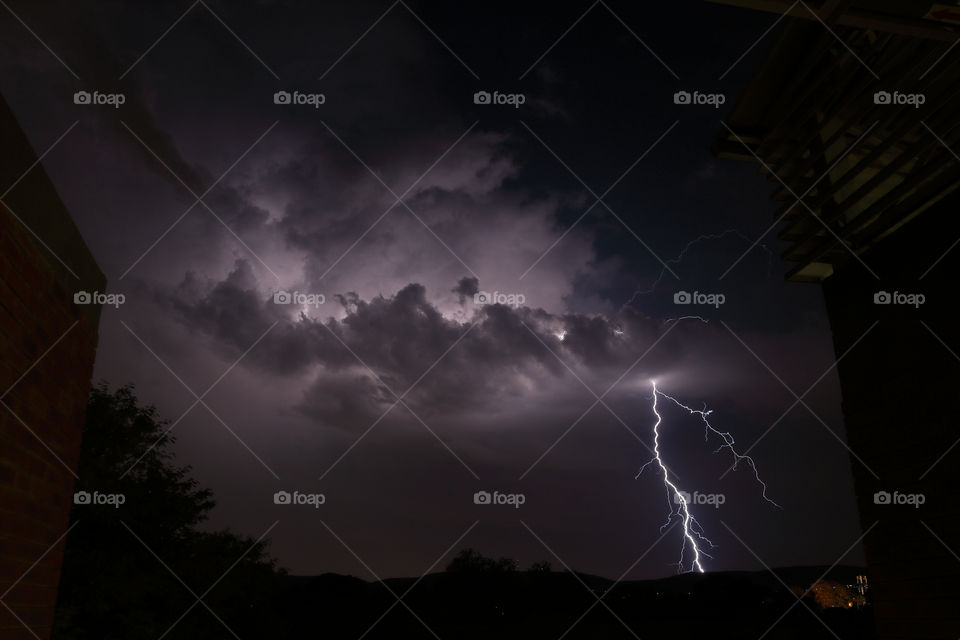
0,202,101,639
0,93,104,640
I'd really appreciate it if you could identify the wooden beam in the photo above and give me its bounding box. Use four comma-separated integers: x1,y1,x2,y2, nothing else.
706,1,960,42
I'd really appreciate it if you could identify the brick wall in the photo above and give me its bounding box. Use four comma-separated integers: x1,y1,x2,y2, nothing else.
823,191,960,639
0,94,105,639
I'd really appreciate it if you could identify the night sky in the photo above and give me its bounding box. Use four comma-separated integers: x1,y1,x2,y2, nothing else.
1,0,866,579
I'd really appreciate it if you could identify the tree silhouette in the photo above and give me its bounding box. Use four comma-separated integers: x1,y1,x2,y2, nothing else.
445,548,518,574
53,383,285,639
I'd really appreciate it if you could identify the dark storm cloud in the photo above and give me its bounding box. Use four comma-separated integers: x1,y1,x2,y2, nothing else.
161,263,810,437
451,276,479,303
1,0,867,579
165,268,571,398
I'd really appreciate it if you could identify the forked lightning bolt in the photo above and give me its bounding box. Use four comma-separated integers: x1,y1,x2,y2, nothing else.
637,380,780,573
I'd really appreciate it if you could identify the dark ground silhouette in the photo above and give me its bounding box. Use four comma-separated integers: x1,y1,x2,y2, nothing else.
275,560,875,639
